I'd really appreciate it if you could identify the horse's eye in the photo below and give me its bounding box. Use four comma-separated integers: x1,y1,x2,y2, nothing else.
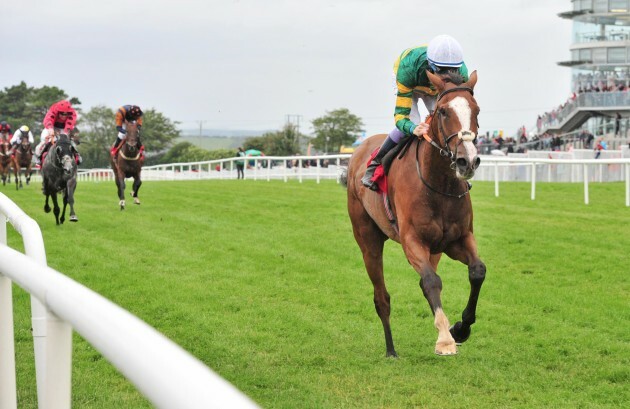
439,108,447,116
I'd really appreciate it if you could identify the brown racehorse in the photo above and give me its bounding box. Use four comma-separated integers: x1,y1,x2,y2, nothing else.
110,120,144,210
0,136,11,186
12,134,33,190
343,70,485,356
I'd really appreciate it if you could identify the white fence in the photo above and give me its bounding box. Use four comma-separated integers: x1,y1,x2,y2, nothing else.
0,193,259,409
22,151,630,206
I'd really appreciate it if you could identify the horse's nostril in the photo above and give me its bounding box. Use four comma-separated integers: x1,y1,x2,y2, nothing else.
456,158,468,168
474,157,481,169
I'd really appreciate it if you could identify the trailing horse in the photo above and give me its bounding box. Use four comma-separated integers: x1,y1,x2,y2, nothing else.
42,132,78,224
343,71,485,356
110,120,144,210
0,137,12,186
12,134,33,190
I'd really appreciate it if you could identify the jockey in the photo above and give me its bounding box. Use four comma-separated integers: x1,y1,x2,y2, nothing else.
362,35,470,190
10,125,35,155
35,100,82,166
111,104,143,157
0,121,12,141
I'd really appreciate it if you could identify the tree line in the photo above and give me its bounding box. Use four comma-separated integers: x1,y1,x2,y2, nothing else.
0,82,365,168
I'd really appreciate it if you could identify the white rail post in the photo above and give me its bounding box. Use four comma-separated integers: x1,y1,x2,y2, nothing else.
0,195,73,409
531,162,536,201
583,164,589,205
26,231,73,409
494,161,499,197
267,159,271,182
298,159,303,183
626,163,629,207
0,215,17,409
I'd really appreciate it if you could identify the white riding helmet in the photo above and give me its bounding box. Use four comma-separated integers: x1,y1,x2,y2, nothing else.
427,35,464,68
20,125,29,133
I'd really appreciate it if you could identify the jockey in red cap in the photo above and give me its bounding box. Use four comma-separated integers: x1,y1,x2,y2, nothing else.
35,100,82,165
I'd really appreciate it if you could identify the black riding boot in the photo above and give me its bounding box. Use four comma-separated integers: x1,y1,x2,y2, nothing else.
361,136,398,190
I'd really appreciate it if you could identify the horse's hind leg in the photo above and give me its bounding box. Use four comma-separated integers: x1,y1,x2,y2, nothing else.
445,234,486,345
349,199,396,357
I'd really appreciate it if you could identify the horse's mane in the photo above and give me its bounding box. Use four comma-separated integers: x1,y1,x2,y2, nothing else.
438,71,464,85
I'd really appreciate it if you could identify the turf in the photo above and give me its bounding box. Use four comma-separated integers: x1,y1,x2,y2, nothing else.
2,179,628,408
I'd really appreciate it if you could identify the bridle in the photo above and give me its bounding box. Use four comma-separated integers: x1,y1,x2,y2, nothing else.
416,86,477,198
421,86,476,166
50,138,74,171
120,123,141,161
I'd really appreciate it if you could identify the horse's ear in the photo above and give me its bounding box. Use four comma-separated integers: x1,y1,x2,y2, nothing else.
427,70,446,92
465,70,478,90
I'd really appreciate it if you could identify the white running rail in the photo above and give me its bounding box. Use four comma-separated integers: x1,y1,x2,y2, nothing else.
0,193,259,409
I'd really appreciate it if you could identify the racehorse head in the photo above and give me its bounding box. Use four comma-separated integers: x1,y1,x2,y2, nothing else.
18,133,31,152
52,133,76,175
427,70,480,180
123,121,139,155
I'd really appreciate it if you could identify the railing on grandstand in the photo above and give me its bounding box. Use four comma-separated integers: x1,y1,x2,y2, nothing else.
539,91,630,134
0,193,259,409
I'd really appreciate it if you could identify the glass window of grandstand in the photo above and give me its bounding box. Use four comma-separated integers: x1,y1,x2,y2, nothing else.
593,47,607,64
579,48,592,62
609,0,629,12
577,0,593,12
608,47,626,63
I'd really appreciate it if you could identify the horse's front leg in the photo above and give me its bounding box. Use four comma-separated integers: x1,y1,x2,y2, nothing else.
26,166,31,185
445,233,486,345
65,179,78,222
132,176,142,205
402,235,457,356
51,193,61,225
44,194,51,213
116,176,126,209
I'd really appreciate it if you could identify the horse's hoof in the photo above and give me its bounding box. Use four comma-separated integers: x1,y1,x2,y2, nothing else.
69,216,78,222
450,322,471,346
435,339,458,356
434,344,458,356
386,350,398,358
134,198,140,205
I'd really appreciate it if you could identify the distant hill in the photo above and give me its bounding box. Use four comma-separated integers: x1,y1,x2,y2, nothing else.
178,128,271,151
177,135,248,150
180,128,271,137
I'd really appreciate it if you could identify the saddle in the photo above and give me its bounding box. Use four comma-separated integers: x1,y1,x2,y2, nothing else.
366,135,415,194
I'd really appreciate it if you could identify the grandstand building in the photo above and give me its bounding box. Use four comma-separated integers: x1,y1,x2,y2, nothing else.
541,0,630,139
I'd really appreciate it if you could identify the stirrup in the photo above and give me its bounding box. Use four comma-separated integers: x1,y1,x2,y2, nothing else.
361,172,379,190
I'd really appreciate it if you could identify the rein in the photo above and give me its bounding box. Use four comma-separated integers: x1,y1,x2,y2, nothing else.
416,86,475,199
415,140,469,199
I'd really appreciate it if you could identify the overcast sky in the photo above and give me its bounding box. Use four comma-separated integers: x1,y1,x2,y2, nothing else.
3,0,573,137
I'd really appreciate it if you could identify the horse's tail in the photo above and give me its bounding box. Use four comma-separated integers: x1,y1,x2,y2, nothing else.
339,166,348,188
